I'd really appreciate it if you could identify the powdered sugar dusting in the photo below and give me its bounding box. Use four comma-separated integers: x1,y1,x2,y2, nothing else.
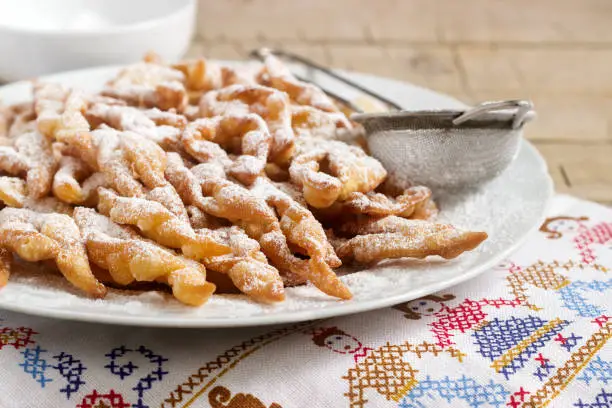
0,62,551,326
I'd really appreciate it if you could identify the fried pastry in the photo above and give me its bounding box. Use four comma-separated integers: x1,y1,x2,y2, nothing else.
291,105,352,139
7,104,37,139
52,156,106,205
289,138,387,208
173,58,224,95
146,184,190,223
165,152,277,228
342,186,433,217
33,83,90,141
0,102,13,138
334,216,488,263
257,52,339,113
0,55,489,306
205,226,285,303
181,114,272,184
0,176,27,208
0,248,10,288
102,62,188,111
200,84,295,164
86,103,186,152
97,187,230,261
264,162,290,182
412,199,439,220
165,153,351,299
186,205,229,230
0,207,106,297
58,127,167,197
74,207,214,306
250,178,350,299
0,131,57,198
173,57,257,103
33,82,69,137
0,178,73,214
251,178,340,266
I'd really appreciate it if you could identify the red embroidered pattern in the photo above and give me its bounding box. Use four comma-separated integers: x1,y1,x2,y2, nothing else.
76,390,130,408
592,315,610,328
507,387,531,408
0,327,37,350
430,298,521,348
574,222,612,264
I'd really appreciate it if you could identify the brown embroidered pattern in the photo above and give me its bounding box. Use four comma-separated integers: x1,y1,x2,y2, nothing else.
343,341,465,407
162,321,314,408
392,294,456,320
522,321,612,407
539,216,589,239
506,260,607,311
208,385,282,408
403,341,466,362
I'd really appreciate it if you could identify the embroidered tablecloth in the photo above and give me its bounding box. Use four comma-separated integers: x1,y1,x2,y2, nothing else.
1,194,611,408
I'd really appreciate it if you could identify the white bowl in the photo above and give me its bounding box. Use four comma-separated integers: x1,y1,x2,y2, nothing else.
0,0,196,82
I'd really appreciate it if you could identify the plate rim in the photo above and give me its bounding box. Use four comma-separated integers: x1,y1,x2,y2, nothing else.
0,65,554,327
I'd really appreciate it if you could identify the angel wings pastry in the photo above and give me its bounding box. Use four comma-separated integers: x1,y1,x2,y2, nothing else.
0,53,487,306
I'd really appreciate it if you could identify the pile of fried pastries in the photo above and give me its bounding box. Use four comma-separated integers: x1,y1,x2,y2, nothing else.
0,52,487,306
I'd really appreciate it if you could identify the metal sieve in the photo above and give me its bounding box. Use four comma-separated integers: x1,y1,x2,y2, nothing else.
250,48,536,190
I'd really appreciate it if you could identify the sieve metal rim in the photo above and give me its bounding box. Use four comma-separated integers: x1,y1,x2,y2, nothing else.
351,111,523,132
352,100,536,132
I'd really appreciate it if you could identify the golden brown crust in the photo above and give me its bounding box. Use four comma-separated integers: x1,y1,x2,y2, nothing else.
333,217,488,264
0,248,11,288
74,207,214,306
0,207,106,297
200,84,295,164
289,138,387,208
0,55,487,306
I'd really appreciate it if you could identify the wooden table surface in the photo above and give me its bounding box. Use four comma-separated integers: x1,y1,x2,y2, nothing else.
194,0,612,204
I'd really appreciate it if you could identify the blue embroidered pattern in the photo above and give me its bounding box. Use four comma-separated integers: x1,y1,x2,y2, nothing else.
399,375,510,408
105,345,168,408
19,345,53,387
105,345,138,379
533,358,556,382
473,316,570,379
573,388,612,408
558,279,612,318
577,357,612,386
473,316,548,360
53,351,86,399
132,345,169,408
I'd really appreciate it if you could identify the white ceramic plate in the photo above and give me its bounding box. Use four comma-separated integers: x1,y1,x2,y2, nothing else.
0,64,553,327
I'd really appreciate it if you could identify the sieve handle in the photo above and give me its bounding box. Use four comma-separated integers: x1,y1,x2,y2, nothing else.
452,100,535,129
249,48,404,112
